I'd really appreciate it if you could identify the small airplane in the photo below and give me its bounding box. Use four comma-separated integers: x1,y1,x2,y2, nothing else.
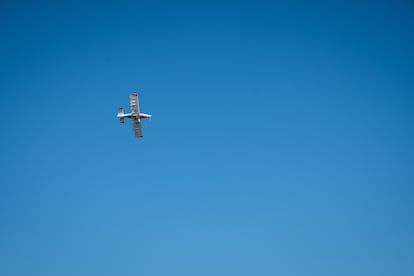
117,93,152,137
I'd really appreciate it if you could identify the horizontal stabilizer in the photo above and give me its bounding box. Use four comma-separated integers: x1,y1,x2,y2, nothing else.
118,107,125,123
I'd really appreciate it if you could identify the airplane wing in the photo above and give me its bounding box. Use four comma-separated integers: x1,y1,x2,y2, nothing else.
132,117,143,137
130,93,140,115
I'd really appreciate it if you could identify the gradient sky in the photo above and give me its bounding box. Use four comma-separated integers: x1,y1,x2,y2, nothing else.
1,1,414,275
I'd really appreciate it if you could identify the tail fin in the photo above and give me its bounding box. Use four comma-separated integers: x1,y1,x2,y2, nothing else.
118,107,125,123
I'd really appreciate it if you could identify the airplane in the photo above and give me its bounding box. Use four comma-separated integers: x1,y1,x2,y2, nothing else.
117,93,152,137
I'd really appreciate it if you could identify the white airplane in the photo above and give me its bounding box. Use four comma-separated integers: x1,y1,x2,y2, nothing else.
117,93,152,137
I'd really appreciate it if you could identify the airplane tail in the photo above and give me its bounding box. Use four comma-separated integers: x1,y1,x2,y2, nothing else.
118,107,125,123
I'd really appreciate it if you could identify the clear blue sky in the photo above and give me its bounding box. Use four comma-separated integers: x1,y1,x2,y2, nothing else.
1,1,414,275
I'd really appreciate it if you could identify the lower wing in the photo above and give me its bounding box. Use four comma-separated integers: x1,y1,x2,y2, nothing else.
132,118,143,137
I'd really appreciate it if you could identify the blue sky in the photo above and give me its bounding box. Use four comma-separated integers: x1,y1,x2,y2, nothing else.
1,1,414,275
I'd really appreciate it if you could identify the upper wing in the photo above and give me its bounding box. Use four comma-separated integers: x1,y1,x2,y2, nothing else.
129,93,140,115
132,117,143,137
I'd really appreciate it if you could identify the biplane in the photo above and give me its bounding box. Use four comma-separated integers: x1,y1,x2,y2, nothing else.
117,93,152,137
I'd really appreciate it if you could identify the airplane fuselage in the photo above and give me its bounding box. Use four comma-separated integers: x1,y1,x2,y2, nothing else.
117,112,152,120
